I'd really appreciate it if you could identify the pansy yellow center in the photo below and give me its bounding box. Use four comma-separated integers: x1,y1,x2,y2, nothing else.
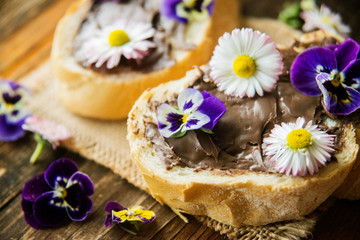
233,55,256,78
184,0,197,7
287,129,312,149
330,73,342,87
108,30,130,47
1,102,14,113
182,114,189,123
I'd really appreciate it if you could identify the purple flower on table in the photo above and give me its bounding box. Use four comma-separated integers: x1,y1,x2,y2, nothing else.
0,81,30,141
290,38,360,115
104,201,155,235
157,88,226,138
21,158,94,229
161,0,214,24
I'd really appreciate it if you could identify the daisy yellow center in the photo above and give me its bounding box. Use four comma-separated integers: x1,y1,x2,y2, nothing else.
233,55,256,78
322,16,330,24
287,129,312,149
108,30,130,47
182,114,189,123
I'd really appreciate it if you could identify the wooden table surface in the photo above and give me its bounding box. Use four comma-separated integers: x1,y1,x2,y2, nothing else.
1,0,360,239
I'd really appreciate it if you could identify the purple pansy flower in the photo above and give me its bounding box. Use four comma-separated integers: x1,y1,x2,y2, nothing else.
157,88,226,138
104,201,155,235
21,158,94,229
290,38,360,115
161,0,215,24
0,81,30,141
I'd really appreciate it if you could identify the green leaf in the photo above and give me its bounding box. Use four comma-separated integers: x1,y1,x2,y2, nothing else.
171,130,187,138
200,128,214,134
278,2,303,29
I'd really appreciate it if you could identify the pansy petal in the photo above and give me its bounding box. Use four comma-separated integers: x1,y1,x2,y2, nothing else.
0,115,26,141
33,192,68,228
105,201,124,213
183,112,210,131
324,86,360,115
104,214,113,227
197,91,227,130
343,59,360,89
66,195,93,221
291,47,336,96
22,173,51,202
44,158,78,189
177,88,203,113
157,104,183,138
21,199,47,229
68,172,94,196
334,38,360,71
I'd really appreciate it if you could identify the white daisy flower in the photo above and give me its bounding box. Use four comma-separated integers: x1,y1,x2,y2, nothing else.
301,4,351,37
77,19,156,69
209,28,283,98
263,117,335,177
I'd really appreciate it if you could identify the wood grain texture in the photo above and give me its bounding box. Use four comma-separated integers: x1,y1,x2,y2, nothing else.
0,0,360,239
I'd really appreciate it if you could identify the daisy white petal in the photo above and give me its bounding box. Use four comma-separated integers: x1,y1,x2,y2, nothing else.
210,28,283,98
301,4,350,37
76,18,156,69
263,117,335,176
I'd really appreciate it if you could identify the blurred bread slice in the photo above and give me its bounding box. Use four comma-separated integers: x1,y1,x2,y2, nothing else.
51,0,241,119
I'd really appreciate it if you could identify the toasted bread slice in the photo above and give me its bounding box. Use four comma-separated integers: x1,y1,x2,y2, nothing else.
127,65,358,227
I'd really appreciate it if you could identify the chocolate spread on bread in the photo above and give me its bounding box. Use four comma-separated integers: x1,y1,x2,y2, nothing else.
145,41,349,172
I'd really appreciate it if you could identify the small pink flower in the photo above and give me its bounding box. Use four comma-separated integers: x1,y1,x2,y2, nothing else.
23,115,72,149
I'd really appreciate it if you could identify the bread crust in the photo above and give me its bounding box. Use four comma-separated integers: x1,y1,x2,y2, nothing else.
51,0,241,119
127,67,359,227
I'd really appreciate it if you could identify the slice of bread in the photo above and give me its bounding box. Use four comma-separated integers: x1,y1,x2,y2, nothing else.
127,66,358,227
51,0,241,119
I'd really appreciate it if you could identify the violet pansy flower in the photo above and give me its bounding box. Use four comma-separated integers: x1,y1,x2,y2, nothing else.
21,158,94,229
290,38,360,115
161,0,215,24
0,81,30,141
104,201,155,235
157,88,226,138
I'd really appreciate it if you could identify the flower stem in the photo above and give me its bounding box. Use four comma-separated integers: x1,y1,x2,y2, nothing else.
132,222,141,232
119,225,138,235
29,134,45,164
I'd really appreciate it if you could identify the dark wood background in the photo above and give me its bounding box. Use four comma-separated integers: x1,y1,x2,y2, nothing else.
1,0,360,239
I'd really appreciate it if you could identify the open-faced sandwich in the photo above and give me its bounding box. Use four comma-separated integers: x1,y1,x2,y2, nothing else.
127,28,360,227
51,0,240,119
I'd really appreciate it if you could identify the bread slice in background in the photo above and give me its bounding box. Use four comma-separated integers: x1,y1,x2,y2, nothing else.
51,0,241,119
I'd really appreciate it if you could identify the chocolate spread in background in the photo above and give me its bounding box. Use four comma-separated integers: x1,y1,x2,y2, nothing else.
74,0,192,73
145,41,351,172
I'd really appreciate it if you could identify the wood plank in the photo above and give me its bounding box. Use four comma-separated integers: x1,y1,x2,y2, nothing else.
0,134,63,209
0,0,360,239
0,0,55,40
0,0,74,78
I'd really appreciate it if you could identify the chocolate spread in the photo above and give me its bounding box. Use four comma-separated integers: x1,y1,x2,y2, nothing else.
145,43,346,172
74,0,190,73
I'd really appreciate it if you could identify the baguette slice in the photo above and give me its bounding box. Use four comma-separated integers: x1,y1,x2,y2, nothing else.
51,0,241,119
127,65,359,227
